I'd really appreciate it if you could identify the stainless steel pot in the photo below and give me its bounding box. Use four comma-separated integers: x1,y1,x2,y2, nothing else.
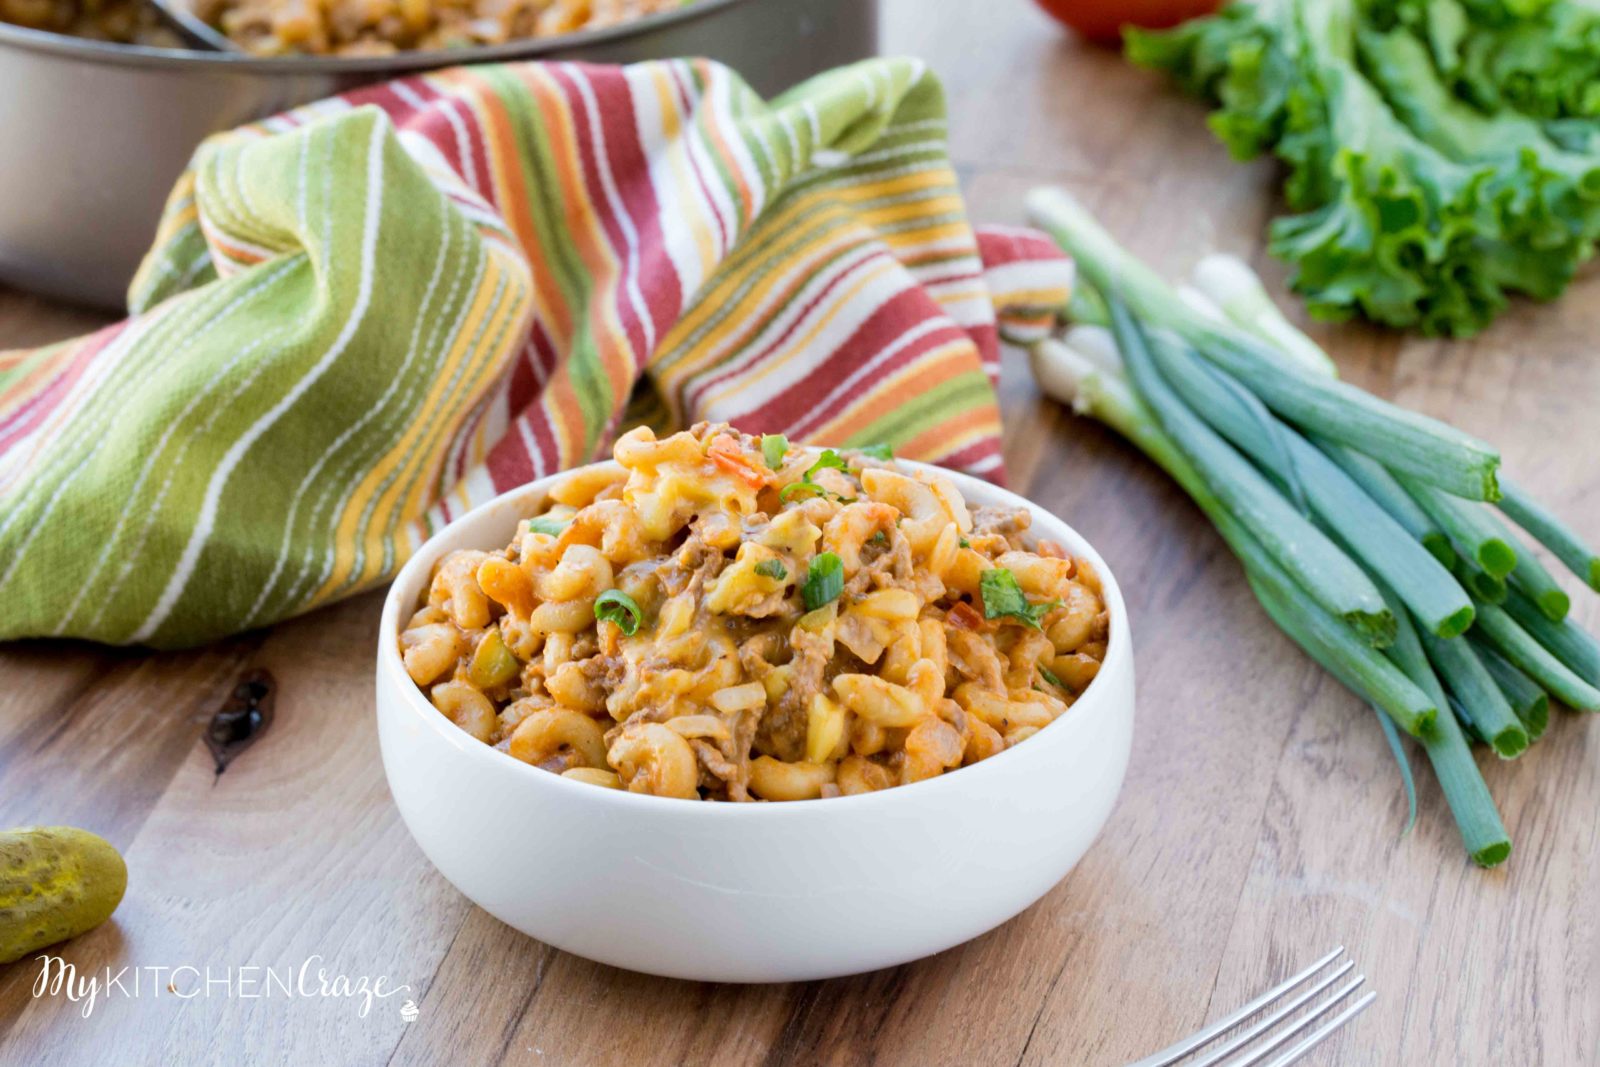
0,0,878,308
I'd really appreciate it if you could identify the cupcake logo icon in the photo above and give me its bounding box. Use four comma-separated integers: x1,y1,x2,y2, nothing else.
400,999,419,1023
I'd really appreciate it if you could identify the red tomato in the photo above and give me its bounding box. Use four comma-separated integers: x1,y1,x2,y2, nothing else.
947,601,987,632
1032,0,1221,44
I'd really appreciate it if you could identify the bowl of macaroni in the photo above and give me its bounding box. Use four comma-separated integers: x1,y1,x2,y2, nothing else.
376,424,1135,981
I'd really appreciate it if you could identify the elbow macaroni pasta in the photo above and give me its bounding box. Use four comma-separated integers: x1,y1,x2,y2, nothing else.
399,423,1110,801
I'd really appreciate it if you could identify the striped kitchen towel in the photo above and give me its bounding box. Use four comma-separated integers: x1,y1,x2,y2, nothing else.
0,58,1070,649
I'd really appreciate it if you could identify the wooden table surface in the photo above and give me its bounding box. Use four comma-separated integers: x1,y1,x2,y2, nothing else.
4,3,1599,1064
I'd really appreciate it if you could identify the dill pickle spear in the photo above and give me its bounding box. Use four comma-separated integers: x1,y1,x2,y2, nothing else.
0,827,127,964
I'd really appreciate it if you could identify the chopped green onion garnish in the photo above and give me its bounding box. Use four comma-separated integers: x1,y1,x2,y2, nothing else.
958,536,971,549
801,552,844,611
761,434,788,470
1038,664,1065,688
593,589,642,636
806,449,848,477
528,515,569,536
754,559,788,581
779,448,855,503
979,568,1060,629
779,482,855,503
858,443,894,460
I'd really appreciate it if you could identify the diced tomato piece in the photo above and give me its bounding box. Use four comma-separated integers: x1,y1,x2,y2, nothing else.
708,435,767,489
1035,539,1077,578
948,601,985,631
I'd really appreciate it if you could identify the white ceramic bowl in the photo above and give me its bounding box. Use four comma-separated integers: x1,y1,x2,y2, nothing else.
376,460,1135,982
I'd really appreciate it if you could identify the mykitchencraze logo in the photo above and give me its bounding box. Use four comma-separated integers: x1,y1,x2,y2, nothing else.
31,955,413,1019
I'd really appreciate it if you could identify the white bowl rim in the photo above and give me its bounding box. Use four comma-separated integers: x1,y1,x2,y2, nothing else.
378,456,1131,819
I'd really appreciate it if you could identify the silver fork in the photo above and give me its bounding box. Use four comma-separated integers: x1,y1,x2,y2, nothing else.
1126,946,1376,1067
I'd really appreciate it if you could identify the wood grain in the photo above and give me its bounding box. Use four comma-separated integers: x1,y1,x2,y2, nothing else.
3,2,1598,1064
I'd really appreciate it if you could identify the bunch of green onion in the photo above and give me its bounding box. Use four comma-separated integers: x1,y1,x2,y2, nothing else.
1026,188,1600,867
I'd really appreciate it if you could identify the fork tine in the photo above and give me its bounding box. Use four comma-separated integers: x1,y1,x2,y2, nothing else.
1225,975,1368,1067
1183,962,1356,1067
1258,989,1378,1067
1123,946,1347,1067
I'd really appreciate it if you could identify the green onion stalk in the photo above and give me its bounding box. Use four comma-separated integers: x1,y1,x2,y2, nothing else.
1474,644,1552,742
1025,187,1600,866
1028,332,1506,864
1138,328,1471,639
1027,187,1504,502
1498,479,1600,593
1105,299,1397,647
